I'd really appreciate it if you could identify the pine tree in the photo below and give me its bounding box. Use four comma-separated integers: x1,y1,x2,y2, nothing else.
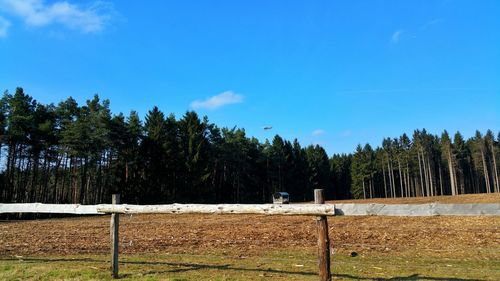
305,145,331,199
473,131,492,193
178,111,211,202
441,131,457,195
142,106,167,203
485,130,499,192
122,111,143,203
351,144,365,199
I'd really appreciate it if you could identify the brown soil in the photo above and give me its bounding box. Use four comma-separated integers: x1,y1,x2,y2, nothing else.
0,194,499,259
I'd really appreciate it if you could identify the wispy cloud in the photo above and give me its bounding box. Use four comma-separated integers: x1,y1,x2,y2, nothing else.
0,15,9,37
0,0,115,33
191,91,244,110
390,19,443,43
312,129,326,136
420,18,443,31
391,29,403,43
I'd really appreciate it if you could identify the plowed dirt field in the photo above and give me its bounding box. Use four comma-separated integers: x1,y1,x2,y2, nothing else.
1,194,499,259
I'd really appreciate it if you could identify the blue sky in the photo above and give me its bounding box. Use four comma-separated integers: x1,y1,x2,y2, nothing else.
0,0,498,154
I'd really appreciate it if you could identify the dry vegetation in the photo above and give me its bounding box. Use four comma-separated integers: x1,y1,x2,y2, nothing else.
0,193,499,280
1,213,499,259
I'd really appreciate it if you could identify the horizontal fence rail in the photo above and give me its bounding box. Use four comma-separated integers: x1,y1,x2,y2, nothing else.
0,203,335,216
1,202,499,216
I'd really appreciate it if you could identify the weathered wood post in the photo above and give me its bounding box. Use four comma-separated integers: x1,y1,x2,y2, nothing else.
315,189,331,281
110,194,120,278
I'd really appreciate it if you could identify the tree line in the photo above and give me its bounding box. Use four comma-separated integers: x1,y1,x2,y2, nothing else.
341,129,499,199
0,88,498,204
0,88,333,204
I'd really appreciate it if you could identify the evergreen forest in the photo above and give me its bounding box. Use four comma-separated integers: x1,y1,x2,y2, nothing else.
1,88,498,204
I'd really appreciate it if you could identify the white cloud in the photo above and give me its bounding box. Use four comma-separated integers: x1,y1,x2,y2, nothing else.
0,0,114,33
191,91,244,110
312,129,325,136
391,29,403,43
0,15,10,37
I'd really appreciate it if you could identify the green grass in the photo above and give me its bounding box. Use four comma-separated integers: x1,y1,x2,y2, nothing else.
0,251,499,281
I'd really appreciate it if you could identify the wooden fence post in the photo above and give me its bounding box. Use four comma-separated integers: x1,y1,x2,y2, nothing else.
110,194,120,278
315,189,331,281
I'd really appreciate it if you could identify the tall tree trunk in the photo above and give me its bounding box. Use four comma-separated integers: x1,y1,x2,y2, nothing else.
446,149,456,196
362,178,366,199
390,160,396,197
480,149,491,193
488,142,499,193
16,147,26,202
438,161,443,196
402,167,407,198
387,159,393,197
6,143,17,202
398,158,403,197
470,164,477,194
427,156,434,197
422,151,429,197
382,160,388,198
459,167,465,194
31,154,39,202
406,161,411,197
60,155,68,203
369,175,374,199
417,150,425,197
424,156,430,196
42,154,50,203
72,157,78,203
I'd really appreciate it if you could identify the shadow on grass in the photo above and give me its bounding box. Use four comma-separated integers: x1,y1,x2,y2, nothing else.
334,273,485,281
121,259,318,277
0,257,486,281
0,256,317,277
